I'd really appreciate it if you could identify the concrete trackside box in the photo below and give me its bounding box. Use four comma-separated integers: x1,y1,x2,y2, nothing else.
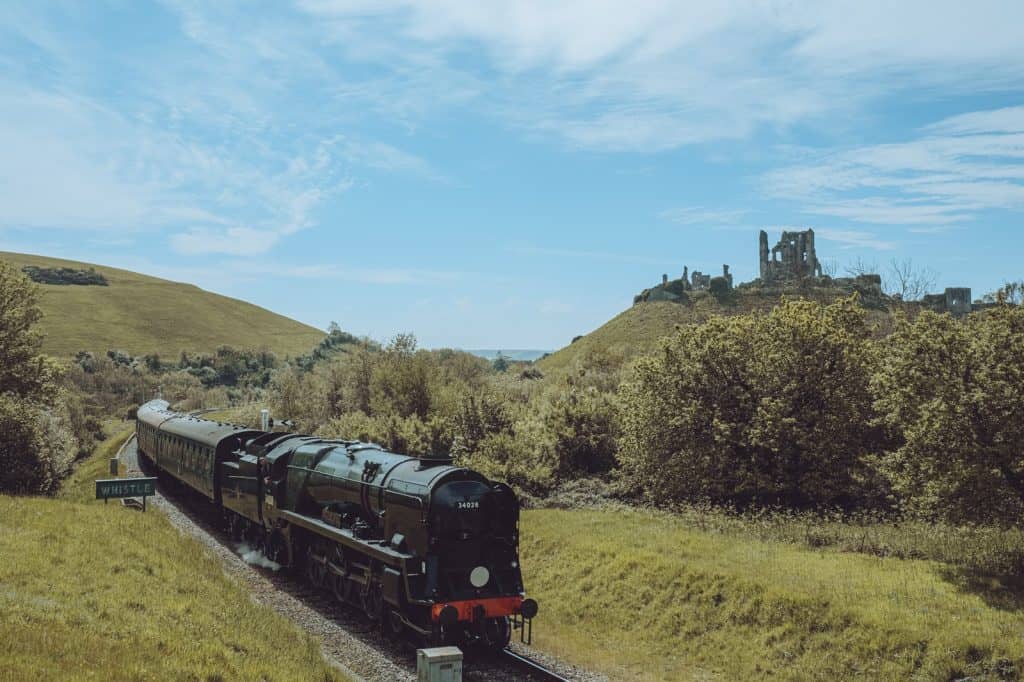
416,647,463,682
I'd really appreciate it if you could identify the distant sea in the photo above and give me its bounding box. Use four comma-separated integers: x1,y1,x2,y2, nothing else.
465,349,551,362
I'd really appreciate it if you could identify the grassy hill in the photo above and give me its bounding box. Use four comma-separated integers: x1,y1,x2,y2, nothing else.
0,428,343,681
0,252,324,358
539,288,895,374
521,508,1024,680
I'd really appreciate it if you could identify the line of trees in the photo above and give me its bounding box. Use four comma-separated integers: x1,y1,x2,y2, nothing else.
620,297,1024,525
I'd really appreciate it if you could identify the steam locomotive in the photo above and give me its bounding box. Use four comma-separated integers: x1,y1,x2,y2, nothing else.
136,400,537,649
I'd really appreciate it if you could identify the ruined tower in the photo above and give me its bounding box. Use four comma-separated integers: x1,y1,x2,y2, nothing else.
760,228,822,283
759,230,770,279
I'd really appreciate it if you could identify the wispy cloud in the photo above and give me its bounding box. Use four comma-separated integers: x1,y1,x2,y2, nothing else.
170,227,283,257
659,206,747,225
923,105,1024,136
298,1,1024,152
508,244,676,266
762,106,1024,226
814,228,897,251
0,4,444,256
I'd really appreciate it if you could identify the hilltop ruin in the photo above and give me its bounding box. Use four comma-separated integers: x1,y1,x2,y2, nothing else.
759,229,822,282
634,228,983,317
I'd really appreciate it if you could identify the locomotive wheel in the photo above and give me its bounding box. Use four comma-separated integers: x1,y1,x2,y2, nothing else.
226,514,243,542
266,531,291,569
330,571,351,604
305,546,327,589
328,548,349,603
387,608,405,637
481,617,512,651
362,584,384,622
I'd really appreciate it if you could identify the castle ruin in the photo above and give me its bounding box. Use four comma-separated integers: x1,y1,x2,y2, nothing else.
635,228,981,317
759,229,822,282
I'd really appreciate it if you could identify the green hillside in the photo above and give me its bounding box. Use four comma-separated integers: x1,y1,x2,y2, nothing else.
0,428,344,681
522,508,1024,680
0,252,324,358
539,289,895,373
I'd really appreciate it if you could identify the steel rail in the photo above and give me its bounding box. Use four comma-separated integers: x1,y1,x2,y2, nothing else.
500,648,572,682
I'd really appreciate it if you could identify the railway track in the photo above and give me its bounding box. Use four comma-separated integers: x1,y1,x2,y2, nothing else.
500,648,573,681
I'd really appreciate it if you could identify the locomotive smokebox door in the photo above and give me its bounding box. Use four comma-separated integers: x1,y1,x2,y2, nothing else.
417,647,463,682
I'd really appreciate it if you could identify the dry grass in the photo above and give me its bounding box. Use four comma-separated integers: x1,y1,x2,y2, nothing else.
1,429,345,681
0,251,323,358
520,508,1024,681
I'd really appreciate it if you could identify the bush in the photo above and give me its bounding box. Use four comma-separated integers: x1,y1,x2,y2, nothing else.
20,265,108,286
321,411,452,456
620,297,880,510
531,386,619,478
0,396,77,495
461,431,556,496
874,305,1024,525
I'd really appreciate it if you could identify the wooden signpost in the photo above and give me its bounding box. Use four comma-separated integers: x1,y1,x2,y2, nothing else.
95,477,157,511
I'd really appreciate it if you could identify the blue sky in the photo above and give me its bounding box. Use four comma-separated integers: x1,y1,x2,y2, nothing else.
1,1,1022,349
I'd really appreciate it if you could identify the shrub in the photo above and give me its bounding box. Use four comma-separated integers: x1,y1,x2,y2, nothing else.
20,265,108,286
0,263,59,402
874,305,1024,525
0,396,77,495
321,411,451,456
534,386,619,478
620,297,880,510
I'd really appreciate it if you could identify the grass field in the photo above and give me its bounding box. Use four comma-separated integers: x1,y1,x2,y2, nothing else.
520,508,1024,681
0,251,324,358
1,428,345,681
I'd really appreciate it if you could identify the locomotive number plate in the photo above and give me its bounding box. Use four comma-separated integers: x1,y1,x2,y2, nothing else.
457,501,480,510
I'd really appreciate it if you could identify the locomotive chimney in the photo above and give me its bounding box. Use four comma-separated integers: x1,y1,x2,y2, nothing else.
260,409,270,431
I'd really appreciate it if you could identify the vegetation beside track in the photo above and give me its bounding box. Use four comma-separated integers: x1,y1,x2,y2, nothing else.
520,508,1024,681
58,422,134,503
0,429,345,681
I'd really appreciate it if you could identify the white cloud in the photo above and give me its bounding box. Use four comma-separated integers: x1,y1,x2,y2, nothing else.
170,227,282,257
0,86,163,230
0,4,442,255
924,106,1024,136
298,0,1024,151
659,207,747,225
508,244,676,266
814,228,897,251
217,260,463,285
762,108,1024,226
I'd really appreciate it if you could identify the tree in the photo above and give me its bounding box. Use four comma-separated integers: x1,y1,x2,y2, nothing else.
873,305,1024,524
884,258,937,302
0,263,71,494
982,281,1023,306
845,257,879,278
492,352,509,373
370,334,434,419
0,262,58,402
620,297,880,509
